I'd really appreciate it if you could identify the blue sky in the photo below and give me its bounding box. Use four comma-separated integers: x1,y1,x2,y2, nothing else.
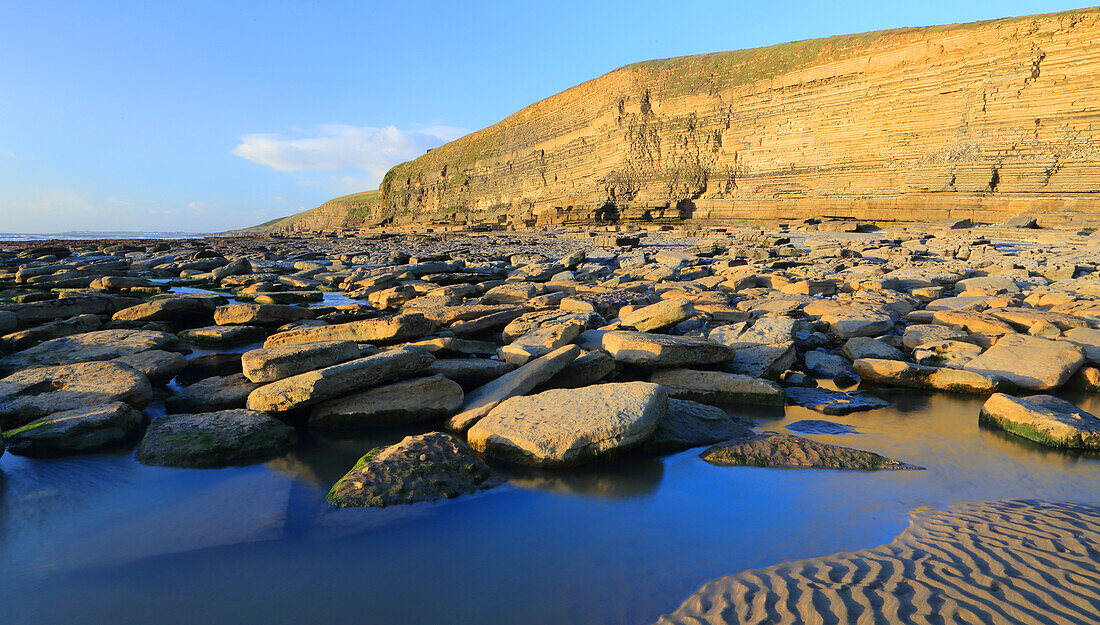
0,0,1085,232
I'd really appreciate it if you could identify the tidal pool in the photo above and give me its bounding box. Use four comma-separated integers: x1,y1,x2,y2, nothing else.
3,389,1099,625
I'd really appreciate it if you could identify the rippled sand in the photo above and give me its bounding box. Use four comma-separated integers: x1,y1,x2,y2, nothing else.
657,500,1100,625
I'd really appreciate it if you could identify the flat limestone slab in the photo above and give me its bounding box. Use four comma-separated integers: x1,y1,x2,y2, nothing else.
701,432,922,470
136,409,298,468
246,347,434,413
854,358,1006,394
963,334,1084,390
263,313,437,347
4,402,144,456
446,344,579,432
242,340,360,383
648,368,785,406
980,393,1100,449
0,361,153,429
0,328,177,374
308,374,464,428
467,382,667,467
602,331,735,367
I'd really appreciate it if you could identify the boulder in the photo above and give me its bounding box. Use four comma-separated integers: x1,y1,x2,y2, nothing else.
648,368,784,406
178,325,265,345
241,340,360,383
785,387,891,415
932,309,1015,335
0,294,123,326
0,328,177,374
264,313,437,346
602,331,735,367
327,432,497,507
854,358,1006,394
446,344,579,432
979,393,1100,449
539,351,616,390
785,420,859,435
0,313,102,351
308,375,464,428
620,298,695,332
902,323,970,349
963,334,1084,390
1068,366,1100,392
642,398,755,454
723,342,796,379
0,310,18,334
1063,327,1100,363
246,347,435,413
0,361,153,429
818,306,894,338
176,352,242,385
166,373,260,413
912,340,983,369
3,402,145,456
841,336,906,362
701,432,923,469
708,317,798,347
499,319,584,365
426,358,516,390
804,351,861,386
214,303,314,326
467,382,667,467
112,295,221,323
111,350,188,385
136,409,297,468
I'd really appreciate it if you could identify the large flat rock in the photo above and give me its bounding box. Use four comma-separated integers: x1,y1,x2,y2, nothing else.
467,382,667,467
0,328,177,374
247,347,435,413
648,368,784,406
446,344,579,432
701,432,923,470
602,331,735,367
264,313,437,347
241,340,360,383
308,374,464,428
963,334,1085,390
854,358,1006,394
136,409,298,468
3,402,145,456
0,361,153,429
979,393,1100,449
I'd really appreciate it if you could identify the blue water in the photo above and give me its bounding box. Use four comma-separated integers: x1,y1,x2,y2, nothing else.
3,387,1099,625
0,232,207,241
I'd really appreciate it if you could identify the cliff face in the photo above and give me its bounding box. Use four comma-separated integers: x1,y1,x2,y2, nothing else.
307,8,1100,230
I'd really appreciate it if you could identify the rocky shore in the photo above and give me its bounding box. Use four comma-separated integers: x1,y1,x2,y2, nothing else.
2,220,1100,620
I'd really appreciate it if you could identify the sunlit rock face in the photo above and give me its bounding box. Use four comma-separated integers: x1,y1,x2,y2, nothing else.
289,9,1100,232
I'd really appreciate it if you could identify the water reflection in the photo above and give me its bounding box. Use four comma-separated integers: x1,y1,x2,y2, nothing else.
498,457,665,498
2,385,1100,625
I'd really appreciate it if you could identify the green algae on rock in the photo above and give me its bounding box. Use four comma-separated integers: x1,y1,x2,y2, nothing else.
327,432,497,508
979,393,1100,449
701,432,923,470
136,409,297,468
4,402,145,457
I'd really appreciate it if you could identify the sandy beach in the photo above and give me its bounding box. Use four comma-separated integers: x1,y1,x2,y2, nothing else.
657,499,1100,625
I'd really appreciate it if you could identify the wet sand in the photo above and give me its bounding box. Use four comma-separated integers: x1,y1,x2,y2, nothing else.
657,499,1100,625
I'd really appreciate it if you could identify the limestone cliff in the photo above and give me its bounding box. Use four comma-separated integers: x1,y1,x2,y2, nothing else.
281,8,1100,231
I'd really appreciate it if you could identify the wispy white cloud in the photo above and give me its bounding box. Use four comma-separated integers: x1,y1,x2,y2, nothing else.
0,150,15,160
232,123,468,191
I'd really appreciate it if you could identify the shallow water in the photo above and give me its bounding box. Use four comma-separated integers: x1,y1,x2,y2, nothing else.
3,387,1100,625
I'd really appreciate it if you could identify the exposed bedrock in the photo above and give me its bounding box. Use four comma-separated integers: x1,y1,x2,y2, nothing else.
270,9,1100,233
